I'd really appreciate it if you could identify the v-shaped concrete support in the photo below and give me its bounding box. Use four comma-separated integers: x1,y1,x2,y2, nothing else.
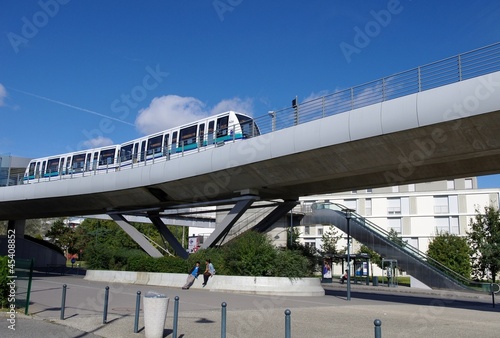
148,214,188,259
253,199,298,233
201,196,258,249
108,213,163,258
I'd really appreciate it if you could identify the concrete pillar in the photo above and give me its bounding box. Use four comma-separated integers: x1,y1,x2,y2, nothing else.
7,219,25,237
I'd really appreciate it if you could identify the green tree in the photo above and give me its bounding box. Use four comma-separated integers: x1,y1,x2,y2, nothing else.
387,228,406,248
321,225,342,254
45,219,77,254
467,206,500,282
224,230,277,276
427,231,471,278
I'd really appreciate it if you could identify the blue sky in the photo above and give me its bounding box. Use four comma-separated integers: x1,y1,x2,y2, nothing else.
1,0,500,188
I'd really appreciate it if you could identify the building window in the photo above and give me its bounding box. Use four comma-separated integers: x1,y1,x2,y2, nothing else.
408,184,415,192
366,188,372,193
387,198,401,215
304,226,310,235
317,228,323,236
392,186,399,193
435,216,459,234
465,178,473,189
305,241,316,248
365,198,372,216
343,199,357,212
387,218,401,233
447,180,455,190
434,196,449,214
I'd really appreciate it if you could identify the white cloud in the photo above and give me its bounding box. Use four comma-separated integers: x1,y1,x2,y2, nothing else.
83,136,114,149
135,95,253,135
0,84,7,106
210,97,253,116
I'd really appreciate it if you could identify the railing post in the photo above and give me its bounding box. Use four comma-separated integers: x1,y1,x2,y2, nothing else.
374,319,382,338
458,54,462,81
103,286,109,324
284,309,291,338
134,291,141,333
60,284,67,320
221,302,227,338
173,296,179,338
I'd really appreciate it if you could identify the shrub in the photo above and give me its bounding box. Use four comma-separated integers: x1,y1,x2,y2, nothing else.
0,256,9,308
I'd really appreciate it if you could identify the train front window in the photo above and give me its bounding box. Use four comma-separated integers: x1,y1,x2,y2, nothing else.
236,114,259,137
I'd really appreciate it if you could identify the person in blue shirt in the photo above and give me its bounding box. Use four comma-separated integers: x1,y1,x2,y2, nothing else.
202,259,216,287
182,261,200,289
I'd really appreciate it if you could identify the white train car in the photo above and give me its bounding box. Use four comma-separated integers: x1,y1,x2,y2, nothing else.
24,111,259,183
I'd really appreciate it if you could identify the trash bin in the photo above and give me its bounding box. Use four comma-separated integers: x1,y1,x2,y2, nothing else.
143,291,169,338
372,276,378,286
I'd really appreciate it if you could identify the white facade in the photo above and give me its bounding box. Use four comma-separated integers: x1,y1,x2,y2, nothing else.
296,177,500,254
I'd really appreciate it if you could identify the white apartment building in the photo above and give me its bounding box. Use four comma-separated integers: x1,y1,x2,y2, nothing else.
296,177,500,254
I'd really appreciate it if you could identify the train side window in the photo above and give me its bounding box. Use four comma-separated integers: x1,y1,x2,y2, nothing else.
35,162,40,178
59,158,64,174
121,143,133,162
47,158,60,175
179,125,197,146
41,161,46,176
147,135,163,155
72,154,86,172
92,152,98,170
99,148,116,165
216,116,229,138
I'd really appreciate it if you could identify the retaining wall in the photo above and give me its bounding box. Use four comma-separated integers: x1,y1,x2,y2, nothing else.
85,270,325,296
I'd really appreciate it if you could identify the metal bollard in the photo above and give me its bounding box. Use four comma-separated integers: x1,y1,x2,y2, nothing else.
103,286,109,324
134,291,141,333
285,309,291,338
173,296,179,338
221,302,227,338
374,319,382,338
60,284,67,320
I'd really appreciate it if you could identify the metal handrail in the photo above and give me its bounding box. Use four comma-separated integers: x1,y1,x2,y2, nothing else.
315,202,489,291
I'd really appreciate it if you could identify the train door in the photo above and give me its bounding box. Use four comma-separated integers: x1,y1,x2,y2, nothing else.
140,140,146,162
41,161,46,178
207,121,215,145
216,115,229,142
85,153,91,171
65,156,71,175
92,152,98,171
163,134,170,158
171,131,178,154
133,142,138,163
198,123,205,147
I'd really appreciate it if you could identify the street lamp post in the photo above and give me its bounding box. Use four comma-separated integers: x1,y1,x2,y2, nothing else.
343,208,355,301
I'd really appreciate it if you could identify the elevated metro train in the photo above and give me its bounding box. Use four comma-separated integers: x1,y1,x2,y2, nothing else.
24,111,259,183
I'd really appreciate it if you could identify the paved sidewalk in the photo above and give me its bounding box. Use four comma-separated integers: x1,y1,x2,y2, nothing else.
3,273,500,337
